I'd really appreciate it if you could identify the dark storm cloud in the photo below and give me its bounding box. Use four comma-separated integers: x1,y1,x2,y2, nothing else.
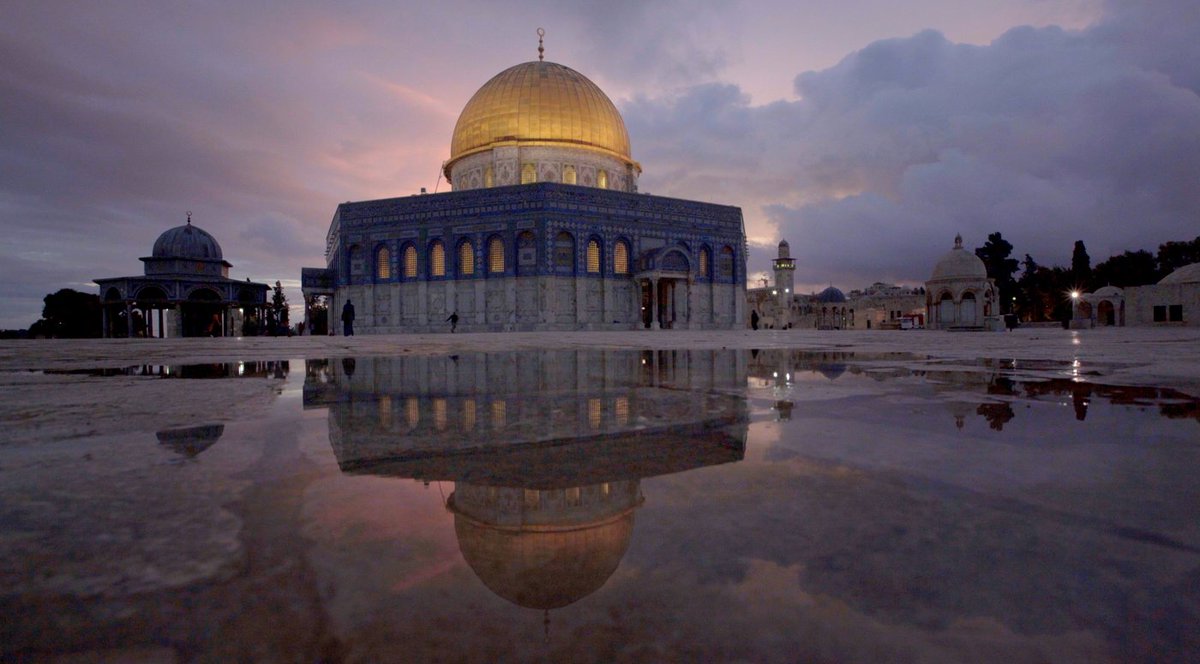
627,0,1200,290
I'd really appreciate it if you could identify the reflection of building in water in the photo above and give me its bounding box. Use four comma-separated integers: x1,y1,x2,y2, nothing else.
747,349,870,387
304,350,748,617
305,350,747,464
156,424,224,458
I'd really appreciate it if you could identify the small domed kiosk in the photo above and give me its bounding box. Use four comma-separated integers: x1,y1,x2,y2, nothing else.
925,234,996,330
95,214,270,337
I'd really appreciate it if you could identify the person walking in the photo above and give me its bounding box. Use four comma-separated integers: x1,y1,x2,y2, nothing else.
447,311,459,333
341,299,356,336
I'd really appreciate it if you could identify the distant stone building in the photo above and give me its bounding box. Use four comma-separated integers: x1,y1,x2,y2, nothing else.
746,240,924,330
925,235,997,330
302,47,746,333
1075,263,1200,327
94,216,269,337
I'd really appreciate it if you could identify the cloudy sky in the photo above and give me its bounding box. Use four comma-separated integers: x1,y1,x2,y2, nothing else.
2,0,1197,329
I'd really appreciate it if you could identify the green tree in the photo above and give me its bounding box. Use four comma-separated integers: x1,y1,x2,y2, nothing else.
1092,250,1159,288
1071,240,1091,288
29,289,102,338
271,281,289,336
974,232,1019,314
1156,236,1200,277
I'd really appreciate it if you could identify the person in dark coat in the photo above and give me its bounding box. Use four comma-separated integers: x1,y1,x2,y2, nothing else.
447,311,459,333
341,299,355,336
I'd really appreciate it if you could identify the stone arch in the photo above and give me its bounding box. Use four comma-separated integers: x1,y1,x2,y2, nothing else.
516,231,537,276
554,231,575,274
660,248,690,272
428,239,446,278
613,238,631,275
586,236,603,274
938,291,955,326
346,244,362,283
136,285,168,302
401,242,418,279
960,291,978,326
457,238,475,277
486,234,505,275
374,243,391,281
1098,299,1116,326
718,246,735,282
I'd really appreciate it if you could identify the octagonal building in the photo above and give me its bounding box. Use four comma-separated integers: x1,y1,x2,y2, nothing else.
302,49,746,333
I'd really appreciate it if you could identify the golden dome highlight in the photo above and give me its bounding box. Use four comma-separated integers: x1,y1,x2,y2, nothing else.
446,61,635,175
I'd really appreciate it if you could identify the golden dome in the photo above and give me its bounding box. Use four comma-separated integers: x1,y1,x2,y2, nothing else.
453,510,635,610
446,61,635,176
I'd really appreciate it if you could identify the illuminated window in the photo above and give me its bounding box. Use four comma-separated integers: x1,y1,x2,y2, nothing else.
430,241,445,277
601,482,611,498
586,240,601,274
718,246,734,280
484,165,494,188
458,240,474,276
488,236,505,273
463,399,476,431
566,487,582,506
405,397,420,428
375,246,391,280
613,240,629,275
521,163,536,184
433,398,447,431
563,165,576,185
491,399,506,430
378,395,392,429
524,489,540,510
615,396,629,425
554,231,574,272
589,398,602,429
402,244,417,278
597,169,608,189
699,248,709,278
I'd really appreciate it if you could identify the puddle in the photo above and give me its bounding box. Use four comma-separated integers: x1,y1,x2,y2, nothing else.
2,349,1198,662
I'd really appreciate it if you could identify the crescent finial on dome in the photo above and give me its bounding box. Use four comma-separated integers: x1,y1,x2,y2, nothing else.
537,27,545,61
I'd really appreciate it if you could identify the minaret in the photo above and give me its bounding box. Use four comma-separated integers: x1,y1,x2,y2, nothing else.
773,239,796,328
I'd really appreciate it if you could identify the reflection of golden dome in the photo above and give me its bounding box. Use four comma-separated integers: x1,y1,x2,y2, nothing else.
446,61,635,173
453,510,635,610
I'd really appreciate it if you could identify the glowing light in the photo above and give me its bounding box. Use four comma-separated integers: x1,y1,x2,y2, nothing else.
1070,291,1080,299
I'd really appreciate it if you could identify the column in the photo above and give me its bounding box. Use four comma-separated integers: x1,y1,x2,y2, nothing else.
650,278,659,330
125,302,133,338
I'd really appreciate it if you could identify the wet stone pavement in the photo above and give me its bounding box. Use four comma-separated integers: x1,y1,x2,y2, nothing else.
1,342,1198,662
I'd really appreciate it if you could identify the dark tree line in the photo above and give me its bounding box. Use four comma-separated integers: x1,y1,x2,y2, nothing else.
974,234,1200,322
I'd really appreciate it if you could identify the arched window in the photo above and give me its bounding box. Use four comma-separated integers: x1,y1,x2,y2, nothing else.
458,240,474,276
554,231,575,272
429,241,446,277
614,240,629,275
586,239,601,274
484,165,494,188
375,245,391,280
402,244,417,278
347,245,362,281
521,163,536,185
718,246,734,280
563,165,577,185
488,236,505,273
698,247,710,279
597,169,608,189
